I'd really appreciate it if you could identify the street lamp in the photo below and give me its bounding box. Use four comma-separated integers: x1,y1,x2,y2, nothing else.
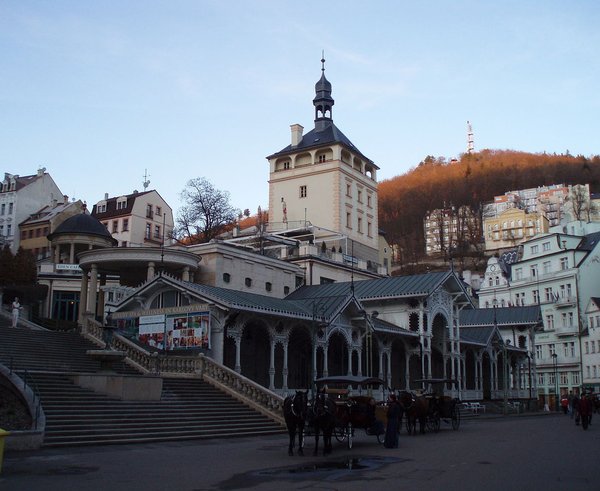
552,353,559,412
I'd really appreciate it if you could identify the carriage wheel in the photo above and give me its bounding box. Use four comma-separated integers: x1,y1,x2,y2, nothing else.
334,425,347,443
376,429,385,445
427,412,440,433
451,406,461,430
347,422,353,449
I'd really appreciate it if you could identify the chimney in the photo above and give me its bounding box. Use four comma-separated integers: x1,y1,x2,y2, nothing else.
104,193,109,200
63,195,69,204
37,167,46,177
291,124,304,147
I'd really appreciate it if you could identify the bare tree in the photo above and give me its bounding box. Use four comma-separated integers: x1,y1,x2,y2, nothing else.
566,184,592,222
173,177,239,244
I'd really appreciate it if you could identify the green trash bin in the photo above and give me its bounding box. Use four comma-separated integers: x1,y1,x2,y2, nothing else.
0,428,10,474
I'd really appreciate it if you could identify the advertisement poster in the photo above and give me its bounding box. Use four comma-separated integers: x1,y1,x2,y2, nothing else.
167,312,210,350
138,314,166,350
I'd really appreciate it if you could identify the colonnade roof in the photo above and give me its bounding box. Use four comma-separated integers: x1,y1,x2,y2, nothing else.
287,270,472,305
459,305,542,328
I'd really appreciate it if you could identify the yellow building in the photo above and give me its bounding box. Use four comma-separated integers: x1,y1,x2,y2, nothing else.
483,207,549,251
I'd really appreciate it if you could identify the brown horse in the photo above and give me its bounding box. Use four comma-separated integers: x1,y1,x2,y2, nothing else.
398,391,429,435
283,391,308,456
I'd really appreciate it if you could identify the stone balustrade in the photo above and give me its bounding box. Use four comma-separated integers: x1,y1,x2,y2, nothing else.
80,317,284,424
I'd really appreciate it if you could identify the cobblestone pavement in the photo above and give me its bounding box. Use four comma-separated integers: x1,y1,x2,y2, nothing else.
2,413,598,491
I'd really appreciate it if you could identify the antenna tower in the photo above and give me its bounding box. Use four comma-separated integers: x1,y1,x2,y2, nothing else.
467,121,474,153
143,169,151,190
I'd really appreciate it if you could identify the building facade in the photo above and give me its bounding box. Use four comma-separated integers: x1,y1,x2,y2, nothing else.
19,198,85,261
483,207,549,252
266,59,380,268
91,190,173,248
424,205,480,256
0,168,63,251
478,229,600,408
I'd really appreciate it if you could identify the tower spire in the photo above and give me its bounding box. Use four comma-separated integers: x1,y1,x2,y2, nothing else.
313,53,334,130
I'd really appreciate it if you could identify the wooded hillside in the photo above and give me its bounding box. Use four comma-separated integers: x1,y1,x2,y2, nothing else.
378,150,600,269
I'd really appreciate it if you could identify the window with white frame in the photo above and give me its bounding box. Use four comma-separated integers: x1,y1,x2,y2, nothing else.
531,245,539,254
299,185,307,198
549,372,556,385
544,287,553,302
560,372,569,385
530,265,537,277
543,261,551,274
560,257,568,270
549,344,556,356
573,372,580,385
546,314,554,330
533,290,539,304
515,268,523,280
585,341,589,354
538,373,545,385
543,241,550,251
536,345,542,359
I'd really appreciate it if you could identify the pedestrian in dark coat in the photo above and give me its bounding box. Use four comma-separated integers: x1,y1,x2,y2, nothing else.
384,394,400,449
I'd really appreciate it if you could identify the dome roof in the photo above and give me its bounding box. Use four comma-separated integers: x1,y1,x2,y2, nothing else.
48,213,116,243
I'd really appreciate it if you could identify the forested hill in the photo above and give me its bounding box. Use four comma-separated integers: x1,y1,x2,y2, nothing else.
378,149,600,266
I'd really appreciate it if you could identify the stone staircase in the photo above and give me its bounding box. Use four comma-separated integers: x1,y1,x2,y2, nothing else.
0,319,284,447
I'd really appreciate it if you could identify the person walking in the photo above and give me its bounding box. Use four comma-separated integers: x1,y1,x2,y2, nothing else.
384,394,400,449
11,297,22,328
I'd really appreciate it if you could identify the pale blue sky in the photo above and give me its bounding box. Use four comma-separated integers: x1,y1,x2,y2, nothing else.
1,1,598,215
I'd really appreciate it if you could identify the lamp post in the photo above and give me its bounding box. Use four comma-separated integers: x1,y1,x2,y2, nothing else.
552,353,559,412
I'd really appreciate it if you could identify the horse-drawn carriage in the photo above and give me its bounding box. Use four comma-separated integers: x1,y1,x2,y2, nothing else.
283,375,389,456
402,378,461,434
313,375,388,449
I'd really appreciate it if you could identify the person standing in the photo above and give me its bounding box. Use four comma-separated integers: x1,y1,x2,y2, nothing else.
11,297,22,328
384,394,400,448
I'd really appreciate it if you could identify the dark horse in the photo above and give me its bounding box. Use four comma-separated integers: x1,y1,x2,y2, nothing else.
310,391,336,456
283,391,308,456
398,391,429,435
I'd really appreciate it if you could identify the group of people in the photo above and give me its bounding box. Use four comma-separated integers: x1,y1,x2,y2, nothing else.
562,390,596,427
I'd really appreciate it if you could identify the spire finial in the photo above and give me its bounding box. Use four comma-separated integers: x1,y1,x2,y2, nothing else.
321,51,325,72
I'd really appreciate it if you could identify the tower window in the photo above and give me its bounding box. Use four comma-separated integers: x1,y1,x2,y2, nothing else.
223,273,231,283
299,185,307,198
245,277,252,287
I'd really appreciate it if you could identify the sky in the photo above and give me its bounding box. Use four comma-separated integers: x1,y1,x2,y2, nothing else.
1,1,599,217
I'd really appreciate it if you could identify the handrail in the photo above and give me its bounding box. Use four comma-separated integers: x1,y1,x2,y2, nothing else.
80,316,284,423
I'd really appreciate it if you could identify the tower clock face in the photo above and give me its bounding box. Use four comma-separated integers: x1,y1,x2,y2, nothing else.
490,265,496,272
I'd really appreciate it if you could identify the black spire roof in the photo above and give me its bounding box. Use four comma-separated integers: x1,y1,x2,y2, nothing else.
267,57,376,167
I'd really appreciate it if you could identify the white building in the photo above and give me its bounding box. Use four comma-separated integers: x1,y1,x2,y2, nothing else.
91,190,174,248
584,298,600,392
478,229,600,408
0,168,63,252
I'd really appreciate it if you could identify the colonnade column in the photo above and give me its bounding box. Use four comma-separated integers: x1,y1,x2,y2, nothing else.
54,245,60,264
87,264,98,316
346,346,352,376
357,350,363,377
69,242,75,264
147,261,155,280
323,345,329,378
269,340,275,390
386,351,392,389
405,355,411,389
182,266,190,282
234,337,241,373
282,342,289,391
79,270,88,324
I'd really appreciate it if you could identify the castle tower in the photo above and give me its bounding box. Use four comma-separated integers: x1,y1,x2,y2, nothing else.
266,58,380,262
